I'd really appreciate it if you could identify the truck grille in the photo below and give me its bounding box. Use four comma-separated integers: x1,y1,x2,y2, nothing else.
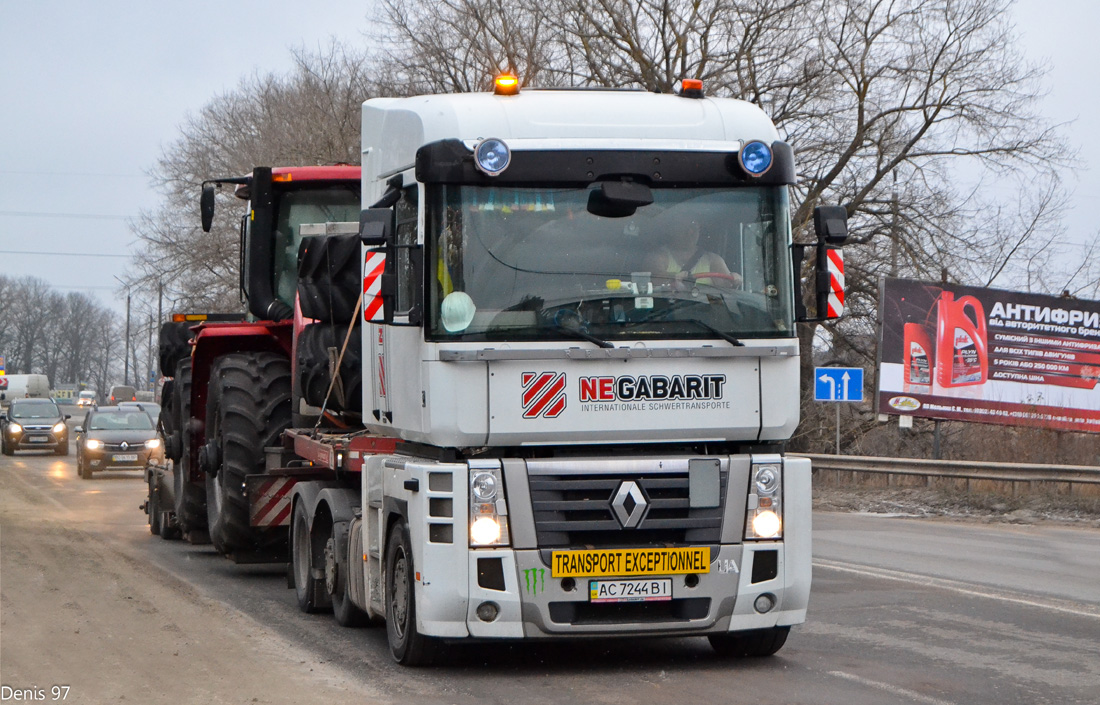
529,467,726,548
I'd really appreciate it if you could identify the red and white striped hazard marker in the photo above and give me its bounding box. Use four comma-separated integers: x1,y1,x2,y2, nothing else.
363,251,386,322
826,248,844,319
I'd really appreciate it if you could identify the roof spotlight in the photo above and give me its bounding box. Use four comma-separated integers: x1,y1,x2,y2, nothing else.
739,141,773,176
474,138,511,177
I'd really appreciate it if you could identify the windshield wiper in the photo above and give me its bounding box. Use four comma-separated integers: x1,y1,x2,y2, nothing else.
551,323,614,348
682,319,744,346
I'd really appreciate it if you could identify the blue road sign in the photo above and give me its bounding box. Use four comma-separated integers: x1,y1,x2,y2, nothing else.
815,367,864,402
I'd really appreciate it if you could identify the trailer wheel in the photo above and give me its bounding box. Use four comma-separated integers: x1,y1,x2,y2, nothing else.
708,626,789,658
204,352,291,556
148,475,163,536
171,360,207,536
385,522,437,665
291,504,330,613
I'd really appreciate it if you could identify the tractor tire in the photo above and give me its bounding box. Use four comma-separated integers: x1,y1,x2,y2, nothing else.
708,626,790,658
296,322,362,412
297,234,361,324
159,321,194,378
159,380,176,439
203,352,291,556
386,522,438,665
171,359,207,536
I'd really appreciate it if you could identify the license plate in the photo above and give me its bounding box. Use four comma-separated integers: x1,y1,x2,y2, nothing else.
27,435,49,443
551,547,710,577
112,454,138,462
590,578,672,603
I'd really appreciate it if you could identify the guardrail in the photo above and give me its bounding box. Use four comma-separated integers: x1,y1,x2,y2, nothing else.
795,453,1100,497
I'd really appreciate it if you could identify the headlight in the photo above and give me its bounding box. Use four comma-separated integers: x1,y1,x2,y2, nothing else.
9,423,22,434
745,460,783,540
470,517,502,545
52,422,67,434
469,464,510,546
144,439,162,449
85,439,103,450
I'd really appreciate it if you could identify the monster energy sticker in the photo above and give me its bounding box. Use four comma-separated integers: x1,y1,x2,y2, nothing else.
523,568,546,594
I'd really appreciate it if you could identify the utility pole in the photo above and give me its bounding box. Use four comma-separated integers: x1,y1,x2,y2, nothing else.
114,276,131,386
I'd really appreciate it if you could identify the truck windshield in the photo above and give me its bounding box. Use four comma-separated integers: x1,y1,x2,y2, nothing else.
427,184,795,342
273,186,360,308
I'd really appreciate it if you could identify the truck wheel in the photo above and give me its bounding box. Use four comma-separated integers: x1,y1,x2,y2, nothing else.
204,352,291,556
324,523,369,627
291,504,330,613
171,360,207,536
385,522,437,665
708,626,790,657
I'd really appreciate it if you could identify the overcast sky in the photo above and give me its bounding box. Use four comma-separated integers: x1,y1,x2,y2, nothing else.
0,1,1096,316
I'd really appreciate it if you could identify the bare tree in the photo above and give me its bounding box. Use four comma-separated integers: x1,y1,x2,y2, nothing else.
128,43,381,309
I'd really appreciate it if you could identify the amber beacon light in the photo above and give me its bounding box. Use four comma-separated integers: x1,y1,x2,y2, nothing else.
493,73,520,95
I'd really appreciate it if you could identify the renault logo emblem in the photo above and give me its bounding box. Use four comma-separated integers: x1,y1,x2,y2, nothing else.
120,441,129,450
610,481,648,528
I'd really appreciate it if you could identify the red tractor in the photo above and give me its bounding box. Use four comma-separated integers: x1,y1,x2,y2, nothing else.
149,166,361,558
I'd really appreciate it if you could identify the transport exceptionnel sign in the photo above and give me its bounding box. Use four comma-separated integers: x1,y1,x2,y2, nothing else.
877,276,1100,434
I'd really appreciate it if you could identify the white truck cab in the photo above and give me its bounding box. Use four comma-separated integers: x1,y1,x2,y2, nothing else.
284,78,846,664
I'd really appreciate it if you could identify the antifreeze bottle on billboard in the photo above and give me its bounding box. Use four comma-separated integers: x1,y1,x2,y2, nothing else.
903,321,935,388
934,291,987,387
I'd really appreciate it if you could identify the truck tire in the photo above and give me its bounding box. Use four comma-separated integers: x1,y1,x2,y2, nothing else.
171,360,207,537
159,380,176,438
159,321,193,378
297,234,360,323
291,504,331,613
204,352,291,556
297,322,362,412
385,522,437,665
708,626,789,657
323,521,369,627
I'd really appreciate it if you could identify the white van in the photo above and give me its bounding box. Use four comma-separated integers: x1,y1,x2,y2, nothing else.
0,374,51,409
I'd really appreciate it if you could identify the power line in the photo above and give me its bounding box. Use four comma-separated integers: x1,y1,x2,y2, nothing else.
0,250,130,258
0,210,133,220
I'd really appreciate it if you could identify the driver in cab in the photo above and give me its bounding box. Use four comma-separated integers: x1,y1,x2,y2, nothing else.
644,220,742,291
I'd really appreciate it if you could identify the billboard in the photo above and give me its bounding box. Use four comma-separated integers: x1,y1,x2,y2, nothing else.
877,277,1100,433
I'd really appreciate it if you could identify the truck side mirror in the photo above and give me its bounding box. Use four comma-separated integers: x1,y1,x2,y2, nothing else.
200,182,217,233
794,205,848,322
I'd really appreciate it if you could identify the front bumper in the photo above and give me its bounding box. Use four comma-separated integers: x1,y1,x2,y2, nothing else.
457,542,805,640
83,447,162,471
5,426,66,451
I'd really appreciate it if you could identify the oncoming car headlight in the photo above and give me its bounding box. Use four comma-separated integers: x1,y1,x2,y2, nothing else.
745,461,783,540
469,463,510,547
52,422,67,434
85,439,103,450
144,439,162,450
8,423,23,434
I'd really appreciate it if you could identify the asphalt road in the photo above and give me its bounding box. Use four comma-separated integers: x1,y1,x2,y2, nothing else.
1,426,1098,705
